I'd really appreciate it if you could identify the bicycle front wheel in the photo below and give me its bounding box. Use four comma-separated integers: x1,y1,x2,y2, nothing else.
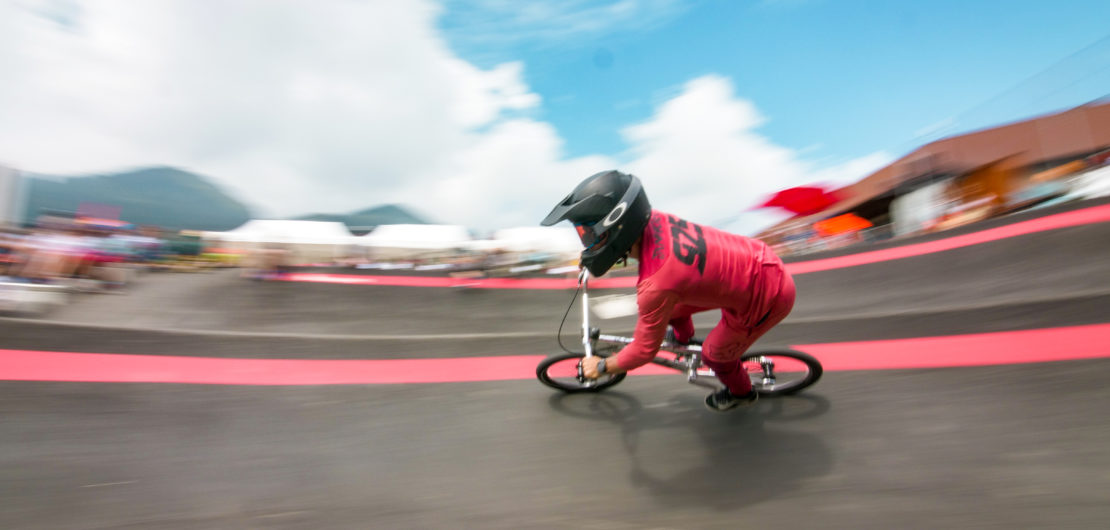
741,348,823,396
536,352,626,393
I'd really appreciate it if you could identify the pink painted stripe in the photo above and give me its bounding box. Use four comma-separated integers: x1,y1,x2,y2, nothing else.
0,351,544,385
281,204,1110,287
281,272,637,289
796,322,1110,370
1,323,1108,385
787,203,1110,274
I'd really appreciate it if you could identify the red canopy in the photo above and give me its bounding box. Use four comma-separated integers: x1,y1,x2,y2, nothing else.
756,186,844,216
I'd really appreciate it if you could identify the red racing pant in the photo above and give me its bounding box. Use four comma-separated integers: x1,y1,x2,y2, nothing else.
668,263,797,396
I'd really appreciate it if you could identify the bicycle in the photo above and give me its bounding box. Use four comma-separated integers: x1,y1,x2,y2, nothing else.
536,268,823,396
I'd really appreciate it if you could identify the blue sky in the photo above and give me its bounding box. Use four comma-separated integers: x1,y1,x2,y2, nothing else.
441,0,1110,168
1,1,1107,234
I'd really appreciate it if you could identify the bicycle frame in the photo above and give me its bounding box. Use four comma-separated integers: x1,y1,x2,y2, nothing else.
578,268,721,390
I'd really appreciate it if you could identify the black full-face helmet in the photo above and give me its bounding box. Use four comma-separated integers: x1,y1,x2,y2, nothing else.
541,170,652,277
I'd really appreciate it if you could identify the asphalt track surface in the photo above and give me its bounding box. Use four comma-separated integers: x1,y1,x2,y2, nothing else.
2,199,1109,528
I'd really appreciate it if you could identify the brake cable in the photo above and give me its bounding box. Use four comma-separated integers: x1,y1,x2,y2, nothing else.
557,280,584,355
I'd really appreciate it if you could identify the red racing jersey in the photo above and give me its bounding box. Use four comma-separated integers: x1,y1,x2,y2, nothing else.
610,210,785,371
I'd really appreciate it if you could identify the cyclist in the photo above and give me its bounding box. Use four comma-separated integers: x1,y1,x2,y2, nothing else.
541,170,796,411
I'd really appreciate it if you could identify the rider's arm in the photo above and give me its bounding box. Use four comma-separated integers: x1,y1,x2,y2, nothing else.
609,283,679,373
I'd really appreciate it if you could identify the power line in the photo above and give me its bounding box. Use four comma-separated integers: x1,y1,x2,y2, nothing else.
902,31,1110,150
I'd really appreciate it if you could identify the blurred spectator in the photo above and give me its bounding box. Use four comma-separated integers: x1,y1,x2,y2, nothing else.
0,219,173,292
242,243,292,280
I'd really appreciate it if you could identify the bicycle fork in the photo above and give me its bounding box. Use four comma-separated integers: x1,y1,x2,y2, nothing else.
579,268,594,360
576,269,597,387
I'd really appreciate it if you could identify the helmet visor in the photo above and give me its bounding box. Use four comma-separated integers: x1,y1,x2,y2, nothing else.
574,222,608,250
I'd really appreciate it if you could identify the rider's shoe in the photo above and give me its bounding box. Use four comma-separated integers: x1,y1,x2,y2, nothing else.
704,388,758,412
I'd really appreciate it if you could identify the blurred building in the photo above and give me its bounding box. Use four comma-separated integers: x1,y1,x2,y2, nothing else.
0,166,26,228
760,99,1110,253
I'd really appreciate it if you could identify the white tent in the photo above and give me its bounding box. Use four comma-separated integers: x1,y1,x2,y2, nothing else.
487,226,582,255
358,224,473,259
1068,165,1110,199
209,219,354,245
204,220,357,264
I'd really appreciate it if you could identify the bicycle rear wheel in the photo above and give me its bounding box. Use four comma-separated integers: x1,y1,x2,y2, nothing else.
741,348,822,396
536,352,626,393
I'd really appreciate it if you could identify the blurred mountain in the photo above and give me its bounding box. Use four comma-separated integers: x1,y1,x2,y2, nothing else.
24,166,253,231
24,167,252,231
21,166,432,233
295,204,429,234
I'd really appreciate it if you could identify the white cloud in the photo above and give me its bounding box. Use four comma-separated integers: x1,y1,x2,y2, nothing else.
0,0,547,221
620,75,891,234
0,1,888,235
394,118,616,234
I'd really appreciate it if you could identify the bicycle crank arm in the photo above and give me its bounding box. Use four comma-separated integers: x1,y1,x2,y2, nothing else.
686,373,721,390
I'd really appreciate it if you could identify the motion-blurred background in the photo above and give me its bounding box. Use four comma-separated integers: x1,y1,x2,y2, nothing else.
1,2,1109,528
